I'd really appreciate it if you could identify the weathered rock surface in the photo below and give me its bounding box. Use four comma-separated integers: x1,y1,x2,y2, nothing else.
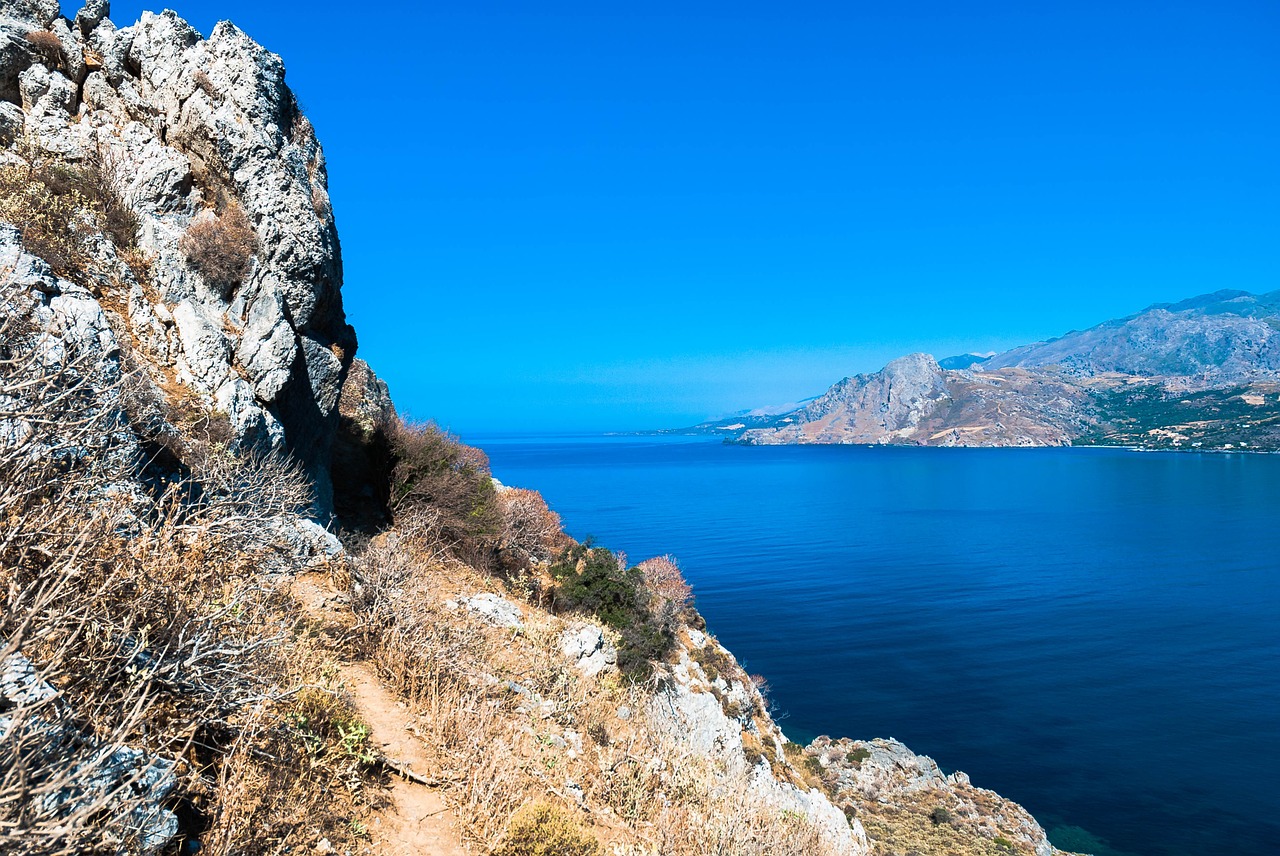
648,630,871,855
1,0,358,512
448,592,523,628
559,624,617,678
807,736,1073,856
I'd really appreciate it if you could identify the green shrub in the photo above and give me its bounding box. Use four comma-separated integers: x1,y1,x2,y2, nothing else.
929,806,953,825
690,643,736,684
492,802,600,856
550,544,674,681
845,746,870,766
552,545,640,629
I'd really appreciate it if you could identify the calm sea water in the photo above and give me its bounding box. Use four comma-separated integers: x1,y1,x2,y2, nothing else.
475,436,1280,856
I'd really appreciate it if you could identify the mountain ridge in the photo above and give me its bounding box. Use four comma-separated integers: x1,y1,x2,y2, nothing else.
692,290,1280,450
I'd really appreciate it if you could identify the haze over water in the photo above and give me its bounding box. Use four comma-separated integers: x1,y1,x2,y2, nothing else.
479,437,1280,856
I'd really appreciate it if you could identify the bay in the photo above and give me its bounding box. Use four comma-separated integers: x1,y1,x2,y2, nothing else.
475,437,1280,856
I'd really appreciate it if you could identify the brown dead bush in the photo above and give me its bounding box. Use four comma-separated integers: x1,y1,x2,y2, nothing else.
497,486,568,566
25,30,63,68
179,203,258,294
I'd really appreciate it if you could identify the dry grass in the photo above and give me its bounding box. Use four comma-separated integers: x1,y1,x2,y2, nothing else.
344,511,847,856
0,292,379,854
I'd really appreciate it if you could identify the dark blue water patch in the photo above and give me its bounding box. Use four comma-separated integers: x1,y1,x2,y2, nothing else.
476,438,1280,856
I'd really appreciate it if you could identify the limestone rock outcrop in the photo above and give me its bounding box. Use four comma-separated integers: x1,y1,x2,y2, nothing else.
1,0,362,513
1,649,179,854
807,736,1071,856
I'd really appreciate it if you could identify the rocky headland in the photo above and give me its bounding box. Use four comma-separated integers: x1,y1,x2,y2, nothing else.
694,290,1280,451
0,2,1085,854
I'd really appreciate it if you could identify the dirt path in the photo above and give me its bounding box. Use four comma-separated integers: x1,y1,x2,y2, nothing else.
291,574,473,856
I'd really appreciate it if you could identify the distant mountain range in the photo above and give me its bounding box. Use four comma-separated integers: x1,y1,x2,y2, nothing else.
683,289,1280,451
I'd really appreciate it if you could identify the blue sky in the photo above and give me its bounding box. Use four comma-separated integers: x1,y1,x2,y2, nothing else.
86,1,1280,433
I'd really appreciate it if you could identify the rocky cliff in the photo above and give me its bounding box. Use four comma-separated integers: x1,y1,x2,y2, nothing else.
714,290,1280,450
0,0,370,513
0,4,1084,855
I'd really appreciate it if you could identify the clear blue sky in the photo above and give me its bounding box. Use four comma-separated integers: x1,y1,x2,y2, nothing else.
87,1,1280,434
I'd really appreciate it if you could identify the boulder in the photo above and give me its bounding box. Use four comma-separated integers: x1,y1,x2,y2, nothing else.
559,625,618,678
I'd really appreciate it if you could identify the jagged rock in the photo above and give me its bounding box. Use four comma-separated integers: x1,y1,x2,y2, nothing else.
171,298,231,392
18,59,72,115
559,624,617,677
337,358,394,438
648,639,869,855
74,0,109,35
331,357,394,528
0,4,360,511
810,736,1067,856
214,375,284,453
270,516,344,565
49,17,85,86
236,283,297,402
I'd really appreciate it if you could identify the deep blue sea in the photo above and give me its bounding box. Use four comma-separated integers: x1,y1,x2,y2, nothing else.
475,436,1280,856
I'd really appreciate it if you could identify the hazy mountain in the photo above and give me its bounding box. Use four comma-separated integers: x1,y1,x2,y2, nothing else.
693,290,1280,451
984,289,1280,386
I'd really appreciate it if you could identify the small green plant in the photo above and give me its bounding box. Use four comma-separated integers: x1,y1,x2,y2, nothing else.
929,806,953,826
492,802,600,856
994,836,1016,851
690,643,735,683
844,746,870,766
287,687,377,768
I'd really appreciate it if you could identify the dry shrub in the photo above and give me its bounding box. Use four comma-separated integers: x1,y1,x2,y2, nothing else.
25,30,63,68
497,486,568,566
75,145,141,251
0,297,375,854
493,802,600,856
0,141,141,276
179,203,258,294
635,554,692,622
192,69,217,99
311,184,331,220
0,158,91,275
388,420,502,566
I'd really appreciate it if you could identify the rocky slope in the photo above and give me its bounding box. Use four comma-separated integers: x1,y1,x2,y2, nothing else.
0,3,1083,855
710,290,1280,449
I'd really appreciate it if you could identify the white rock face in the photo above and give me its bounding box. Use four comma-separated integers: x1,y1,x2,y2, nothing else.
559,624,617,677
0,1,359,513
646,637,870,856
450,593,523,628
